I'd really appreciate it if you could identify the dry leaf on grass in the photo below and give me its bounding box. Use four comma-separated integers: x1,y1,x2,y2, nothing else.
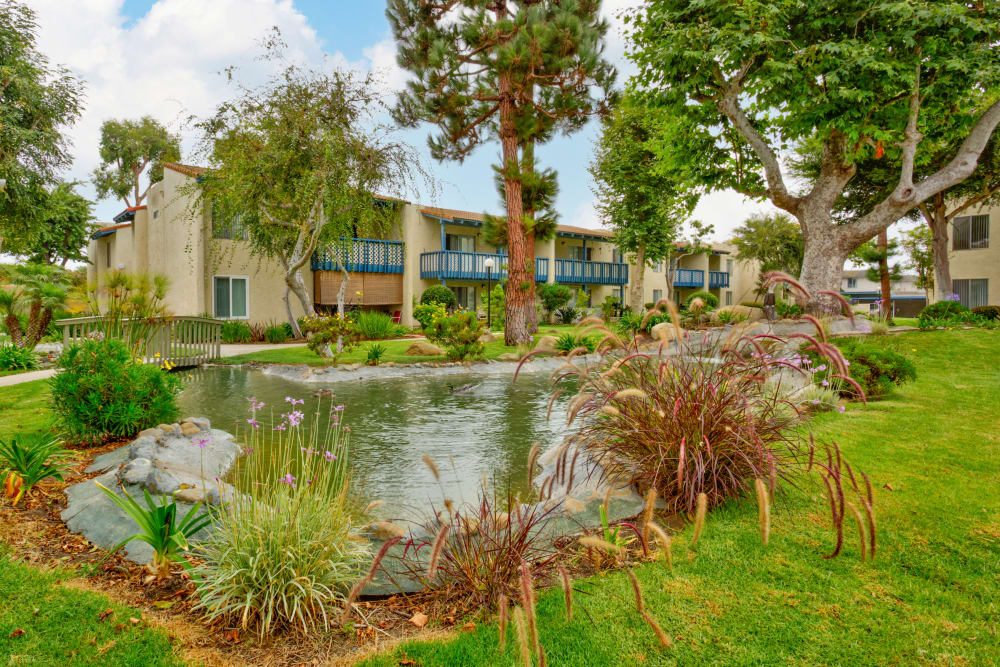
409,612,428,628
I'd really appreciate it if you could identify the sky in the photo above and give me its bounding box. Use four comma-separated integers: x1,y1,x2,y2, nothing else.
26,0,781,239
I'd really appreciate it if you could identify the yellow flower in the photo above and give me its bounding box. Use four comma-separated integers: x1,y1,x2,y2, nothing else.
355,291,362,296
154,352,161,358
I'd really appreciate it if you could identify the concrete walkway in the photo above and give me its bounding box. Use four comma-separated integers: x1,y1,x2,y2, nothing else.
0,343,308,388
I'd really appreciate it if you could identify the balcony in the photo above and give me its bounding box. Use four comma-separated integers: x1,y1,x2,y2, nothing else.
555,259,628,285
311,238,404,274
419,251,549,282
709,271,730,288
672,268,704,288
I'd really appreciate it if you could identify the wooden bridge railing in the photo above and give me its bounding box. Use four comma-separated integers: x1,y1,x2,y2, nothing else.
56,316,222,367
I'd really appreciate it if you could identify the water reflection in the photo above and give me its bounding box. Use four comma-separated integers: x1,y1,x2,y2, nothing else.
177,368,573,519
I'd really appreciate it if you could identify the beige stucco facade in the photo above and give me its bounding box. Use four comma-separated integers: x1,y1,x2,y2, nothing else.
944,201,998,307
87,163,761,328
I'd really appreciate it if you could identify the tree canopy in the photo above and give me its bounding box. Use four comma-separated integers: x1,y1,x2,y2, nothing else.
18,181,94,267
626,0,1000,312
92,116,181,208
0,1,83,253
388,0,616,343
730,212,803,278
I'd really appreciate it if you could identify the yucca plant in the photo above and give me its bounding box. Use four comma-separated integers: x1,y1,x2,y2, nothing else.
96,482,211,578
365,342,387,365
0,435,74,505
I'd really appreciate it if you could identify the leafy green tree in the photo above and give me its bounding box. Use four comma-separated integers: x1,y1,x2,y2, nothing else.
388,0,616,344
536,283,573,323
731,212,804,280
591,99,698,311
627,0,1000,313
192,40,420,343
0,1,83,255
92,116,181,208
851,233,902,318
899,225,934,300
20,182,95,267
0,263,69,350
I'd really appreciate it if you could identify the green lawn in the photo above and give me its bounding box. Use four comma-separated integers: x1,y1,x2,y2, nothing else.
216,324,582,366
360,329,1000,666
0,552,182,666
0,379,53,442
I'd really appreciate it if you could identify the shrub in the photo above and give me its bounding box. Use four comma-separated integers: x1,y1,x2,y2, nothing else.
420,285,457,309
919,299,968,321
263,322,291,344
0,435,73,505
0,344,37,371
97,484,210,579
776,299,803,319
600,295,620,321
806,339,916,400
479,283,505,329
537,284,573,322
399,488,562,610
542,317,852,514
684,290,718,311
192,401,368,637
300,314,360,360
741,301,764,309
971,305,1000,321
615,310,643,336
353,310,407,340
715,310,747,325
425,311,485,360
413,302,448,330
220,320,252,343
365,342,386,366
554,332,596,354
50,339,182,445
556,306,578,325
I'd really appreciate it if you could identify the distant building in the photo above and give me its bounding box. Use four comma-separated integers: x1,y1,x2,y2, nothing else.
945,202,996,308
841,269,928,318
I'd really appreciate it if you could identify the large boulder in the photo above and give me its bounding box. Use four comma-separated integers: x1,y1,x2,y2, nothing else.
405,341,445,356
532,335,559,355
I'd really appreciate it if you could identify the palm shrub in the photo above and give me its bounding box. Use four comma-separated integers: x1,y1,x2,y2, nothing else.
353,310,407,340
96,484,211,579
220,320,252,343
0,344,37,371
556,306,578,325
0,435,74,505
0,263,70,350
50,339,182,445
192,398,368,637
615,310,643,336
424,311,485,360
554,332,596,354
365,342,387,365
81,270,171,353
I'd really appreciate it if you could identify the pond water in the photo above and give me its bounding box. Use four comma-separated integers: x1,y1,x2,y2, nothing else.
176,367,573,519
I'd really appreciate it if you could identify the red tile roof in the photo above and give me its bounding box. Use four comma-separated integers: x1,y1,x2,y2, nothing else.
163,162,207,177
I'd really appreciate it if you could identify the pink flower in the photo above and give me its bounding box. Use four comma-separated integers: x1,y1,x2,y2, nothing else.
331,404,345,412
191,437,210,449
273,423,286,431
247,417,260,429
283,410,304,427
284,396,305,406
279,473,296,487
324,450,336,462
821,379,829,387
838,405,846,413
246,397,264,413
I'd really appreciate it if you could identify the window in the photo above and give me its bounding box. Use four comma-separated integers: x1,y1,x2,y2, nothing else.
953,215,989,250
446,233,475,252
567,245,592,261
105,240,111,268
846,277,857,289
211,204,247,240
652,289,663,304
451,286,476,311
725,291,732,306
652,261,663,273
213,276,248,319
952,279,988,308
153,210,159,219
612,249,622,264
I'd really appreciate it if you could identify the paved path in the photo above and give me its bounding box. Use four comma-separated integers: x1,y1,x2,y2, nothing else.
0,343,309,388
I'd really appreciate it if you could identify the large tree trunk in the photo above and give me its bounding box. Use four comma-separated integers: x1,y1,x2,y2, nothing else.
4,314,24,348
797,231,850,315
629,245,645,311
285,268,316,322
522,140,538,334
877,230,892,320
926,193,952,302
498,72,531,346
282,287,301,338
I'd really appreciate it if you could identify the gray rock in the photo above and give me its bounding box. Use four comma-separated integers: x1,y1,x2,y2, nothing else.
86,446,130,474
121,458,154,485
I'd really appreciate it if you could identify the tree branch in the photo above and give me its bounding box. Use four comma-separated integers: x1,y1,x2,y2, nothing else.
946,180,1000,219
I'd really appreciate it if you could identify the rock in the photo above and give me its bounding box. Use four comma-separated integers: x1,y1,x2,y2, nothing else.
497,353,521,362
650,321,683,342
532,335,559,355
179,422,201,437
121,458,154,485
172,487,204,504
405,341,445,356
370,521,407,540
157,423,179,436
478,332,499,343
563,496,586,515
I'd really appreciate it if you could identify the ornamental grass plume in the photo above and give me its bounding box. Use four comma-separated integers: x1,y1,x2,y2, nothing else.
627,569,671,648
646,522,674,572
498,593,509,652
519,559,541,663
755,478,771,546
427,523,450,580
513,606,531,667
641,489,657,549
691,492,708,548
422,454,440,481
557,565,573,622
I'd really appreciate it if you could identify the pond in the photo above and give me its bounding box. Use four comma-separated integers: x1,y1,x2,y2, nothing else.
176,367,573,519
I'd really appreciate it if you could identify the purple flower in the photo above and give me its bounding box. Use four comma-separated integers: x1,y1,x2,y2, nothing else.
246,397,264,413
811,399,820,405
284,396,305,406
244,446,254,454
324,450,336,462
821,379,829,387
815,364,827,372
300,447,317,456
273,423,286,431
331,404,345,412
282,410,304,427
279,473,296,486
247,417,260,429
838,405,846,413
191,437,210,449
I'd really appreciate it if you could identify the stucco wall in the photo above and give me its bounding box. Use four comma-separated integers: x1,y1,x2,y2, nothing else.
947,201,999,306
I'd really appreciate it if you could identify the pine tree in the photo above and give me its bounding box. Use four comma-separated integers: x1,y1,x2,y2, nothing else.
387,0,616,344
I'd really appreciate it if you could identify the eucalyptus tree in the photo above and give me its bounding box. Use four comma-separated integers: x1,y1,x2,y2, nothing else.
627,0,1000,313
92,116,181,208
387,0,616,344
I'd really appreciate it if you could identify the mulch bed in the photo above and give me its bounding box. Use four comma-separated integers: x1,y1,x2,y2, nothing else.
0,443,476,666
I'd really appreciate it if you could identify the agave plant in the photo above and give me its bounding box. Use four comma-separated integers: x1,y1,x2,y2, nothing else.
96,483,211,578
0,436,74,505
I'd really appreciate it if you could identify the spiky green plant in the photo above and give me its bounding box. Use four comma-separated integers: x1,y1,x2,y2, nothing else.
0,435,73,505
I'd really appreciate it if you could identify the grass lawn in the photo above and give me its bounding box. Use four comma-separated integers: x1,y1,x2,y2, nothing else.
0,379,53,442
0,552,182,666
359,329,1000,666
215,323,583,366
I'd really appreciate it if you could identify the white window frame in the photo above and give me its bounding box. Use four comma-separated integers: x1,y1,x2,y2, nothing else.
652,289,663,304
725,291,732,306
213,275,250,320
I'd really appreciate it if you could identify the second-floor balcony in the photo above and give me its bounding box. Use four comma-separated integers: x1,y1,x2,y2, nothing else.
555,259,628,285
420,250,549,282
709,270,730,288
311,238,404,274
672,268,704,288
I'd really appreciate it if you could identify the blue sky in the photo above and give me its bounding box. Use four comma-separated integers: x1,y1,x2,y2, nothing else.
27,0,773,236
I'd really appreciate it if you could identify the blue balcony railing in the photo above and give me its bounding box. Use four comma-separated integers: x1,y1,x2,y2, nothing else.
419,251,549,282
672,268,704,288
555,259,628,285
709,270,730,288
311,238,404,274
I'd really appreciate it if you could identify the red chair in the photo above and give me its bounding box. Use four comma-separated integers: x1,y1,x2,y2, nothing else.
391,310,402,324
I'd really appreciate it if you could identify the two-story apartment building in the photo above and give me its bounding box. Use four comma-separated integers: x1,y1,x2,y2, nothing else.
87,163,760,327
841,270,928,317
946,202,997,308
